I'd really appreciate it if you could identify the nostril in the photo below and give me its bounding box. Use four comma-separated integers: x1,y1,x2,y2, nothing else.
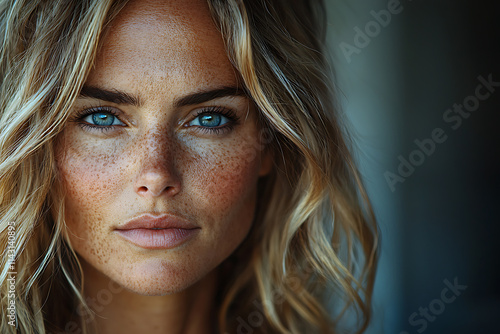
134,163,182,197
137,186,149,194
135,181,181,197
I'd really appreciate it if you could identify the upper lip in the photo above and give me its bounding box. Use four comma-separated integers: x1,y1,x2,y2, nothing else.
116,213,199,230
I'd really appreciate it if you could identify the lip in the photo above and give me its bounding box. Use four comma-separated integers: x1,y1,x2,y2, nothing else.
115,214,200,249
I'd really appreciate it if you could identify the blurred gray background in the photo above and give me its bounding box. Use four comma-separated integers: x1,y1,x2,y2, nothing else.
325,0,500,333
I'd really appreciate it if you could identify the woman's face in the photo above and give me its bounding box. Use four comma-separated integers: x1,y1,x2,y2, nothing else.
55,0,271,295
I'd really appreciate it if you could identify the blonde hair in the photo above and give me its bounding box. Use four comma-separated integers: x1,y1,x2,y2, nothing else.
0,0,378,333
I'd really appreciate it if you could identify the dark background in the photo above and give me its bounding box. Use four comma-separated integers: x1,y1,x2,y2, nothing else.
325,0,500,333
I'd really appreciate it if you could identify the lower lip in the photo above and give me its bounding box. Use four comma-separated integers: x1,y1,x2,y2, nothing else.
115,228,200,249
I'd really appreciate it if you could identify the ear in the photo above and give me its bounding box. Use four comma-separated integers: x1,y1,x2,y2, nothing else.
258,146,273,176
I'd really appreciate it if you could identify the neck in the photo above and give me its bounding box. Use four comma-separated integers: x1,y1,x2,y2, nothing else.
79,261,218,334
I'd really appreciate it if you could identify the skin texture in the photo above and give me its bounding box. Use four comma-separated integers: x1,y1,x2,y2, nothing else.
54,0,271,332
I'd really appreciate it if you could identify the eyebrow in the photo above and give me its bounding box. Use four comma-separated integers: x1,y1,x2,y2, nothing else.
80,86,142,106
174,86,246,108
79,85,246,107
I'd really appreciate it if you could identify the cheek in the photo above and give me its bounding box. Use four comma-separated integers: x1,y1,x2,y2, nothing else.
191,149,257,207
182,136,263,240
55,137,126,263
56,140,124,207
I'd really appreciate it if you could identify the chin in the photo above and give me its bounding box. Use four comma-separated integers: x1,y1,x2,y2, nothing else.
108,258,211,296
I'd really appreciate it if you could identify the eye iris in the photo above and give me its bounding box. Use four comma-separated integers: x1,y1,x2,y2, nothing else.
92,113,114,126
199,114,221,127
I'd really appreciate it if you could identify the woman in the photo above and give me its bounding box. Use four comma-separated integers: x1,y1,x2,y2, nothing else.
0,0,378,333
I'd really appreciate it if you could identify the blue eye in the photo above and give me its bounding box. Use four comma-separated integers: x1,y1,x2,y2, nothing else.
189,113,230,128
82,111,125,127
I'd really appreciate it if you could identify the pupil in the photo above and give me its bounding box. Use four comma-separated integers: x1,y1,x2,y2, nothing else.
200,114,221,127
93,113,114,126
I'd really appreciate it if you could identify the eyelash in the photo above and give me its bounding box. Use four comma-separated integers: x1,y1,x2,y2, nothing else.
73,106,120,133
190,106,239,135
73,106,240,134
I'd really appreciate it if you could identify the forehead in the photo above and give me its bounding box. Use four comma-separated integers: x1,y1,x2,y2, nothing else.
87,0,238,94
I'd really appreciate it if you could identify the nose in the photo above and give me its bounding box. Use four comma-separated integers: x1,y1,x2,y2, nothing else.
133,129,181,198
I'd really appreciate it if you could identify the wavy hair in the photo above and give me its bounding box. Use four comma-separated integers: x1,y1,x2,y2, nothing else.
0,0,378,333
